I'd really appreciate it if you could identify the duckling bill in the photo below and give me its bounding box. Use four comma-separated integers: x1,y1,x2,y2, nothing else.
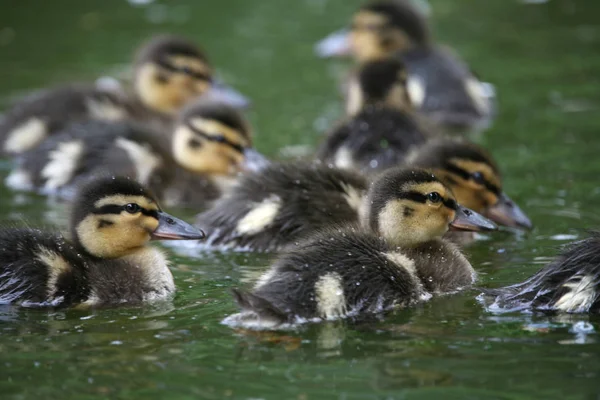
223,168,496,329
0,176,205,308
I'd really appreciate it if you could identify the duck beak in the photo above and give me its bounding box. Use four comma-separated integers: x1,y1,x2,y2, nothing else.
241,148,271,173
450,205,497,232
485,193,533,230
151,211,205,240
204,77,251,109
315,29,352,58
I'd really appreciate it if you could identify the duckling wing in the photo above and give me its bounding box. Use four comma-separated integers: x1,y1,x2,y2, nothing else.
0,227,87,307
195,162,367,252
402,46,495,134
484,233,600,314
0,85,130,155
317,108,427,174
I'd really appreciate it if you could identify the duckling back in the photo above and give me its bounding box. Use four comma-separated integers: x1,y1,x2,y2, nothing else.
483,232,600,314
195,162,368,252
0,85,131,156
317,106,427,174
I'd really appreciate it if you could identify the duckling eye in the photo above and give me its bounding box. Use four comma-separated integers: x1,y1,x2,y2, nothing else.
427,192,442,203
472,172,485,184
125,203,141,214
213,135,227,143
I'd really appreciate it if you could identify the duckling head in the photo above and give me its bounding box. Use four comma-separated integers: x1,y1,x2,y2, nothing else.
408,139,533,230
316,0,430,62
171,100,268,176
133,35,213,115
71,176,205,259
365,168,496,246
346,56,411,115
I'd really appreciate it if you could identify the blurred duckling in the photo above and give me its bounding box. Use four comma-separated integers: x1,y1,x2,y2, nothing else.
6,100,265,208
223,168,496,329
482,232,600,314
0,35,247,155
317,57,428,174
315,0,494,134
196,138,530,252
0,176,205,308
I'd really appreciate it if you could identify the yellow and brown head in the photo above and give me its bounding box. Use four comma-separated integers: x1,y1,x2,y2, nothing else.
172,100,268,176
316,1,430,62
346,56,411,115
133,35,213,115
71,177,205,259
365,168,496,246
408,139,533,230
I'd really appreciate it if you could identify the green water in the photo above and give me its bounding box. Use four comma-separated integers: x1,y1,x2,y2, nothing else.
1,0,600,399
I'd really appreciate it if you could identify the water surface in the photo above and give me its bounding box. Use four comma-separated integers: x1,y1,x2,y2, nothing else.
1,0,600,399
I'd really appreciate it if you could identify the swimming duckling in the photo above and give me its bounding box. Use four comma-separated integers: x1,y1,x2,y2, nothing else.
481,232,600,314
196,138,530,252
317,57,428,174
0,35,246,155
315,0,494,134
0,176,205,308
223,168,496,328
6,100,264,208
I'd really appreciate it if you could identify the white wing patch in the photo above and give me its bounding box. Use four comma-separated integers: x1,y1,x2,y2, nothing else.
407,76,426,108
333,147,354,170
384,251,417,277
464,78,492,115
36,247,71,299
115,138,162,186
3,117,47,153
86,97,127,121
315,272,347,319
341,182,364,211
41,140,83,192
236,195,282,235
555,275,597,313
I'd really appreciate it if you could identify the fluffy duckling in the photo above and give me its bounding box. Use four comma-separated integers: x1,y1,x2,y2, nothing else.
223,168,496,328
6,100,264,209
0,176,205,308
196,138,530,252
317,57,428,174
315,0,494,134
0,35,245,155
482,232,600,314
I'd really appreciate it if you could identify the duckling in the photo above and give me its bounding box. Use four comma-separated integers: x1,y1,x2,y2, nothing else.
0,35,246,156
0,176,205,308
315,0,494,134
317,57,428,174
481,232,600,314
196,138,530,252
6,100,265,209
223,168,496,328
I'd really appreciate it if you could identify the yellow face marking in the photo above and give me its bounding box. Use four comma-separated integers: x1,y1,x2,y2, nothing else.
436,159,501,212
172,118,249,175
350,11,412,62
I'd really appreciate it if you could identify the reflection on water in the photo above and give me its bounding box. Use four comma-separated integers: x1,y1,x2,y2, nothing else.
1,0,600,399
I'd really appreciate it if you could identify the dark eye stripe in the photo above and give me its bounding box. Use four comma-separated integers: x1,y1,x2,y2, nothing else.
155,60,212,81
400,191,457,210
186,123,245,154
443,163,501,196
93,205,159,218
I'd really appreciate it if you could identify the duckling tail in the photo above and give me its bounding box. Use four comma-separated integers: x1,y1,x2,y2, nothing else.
222,289,290,330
